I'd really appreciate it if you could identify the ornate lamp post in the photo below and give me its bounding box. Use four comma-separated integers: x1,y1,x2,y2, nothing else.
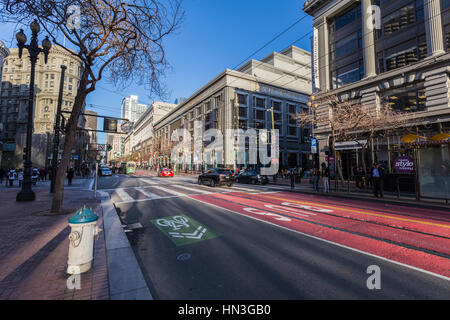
16,19,51,202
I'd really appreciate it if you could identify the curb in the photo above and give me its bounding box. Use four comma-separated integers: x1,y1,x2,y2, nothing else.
98,190,152,300
278,187,450,211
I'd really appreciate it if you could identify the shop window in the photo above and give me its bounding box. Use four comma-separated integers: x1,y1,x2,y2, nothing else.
381,82,426,113
288,104,297,114
288,126,297,136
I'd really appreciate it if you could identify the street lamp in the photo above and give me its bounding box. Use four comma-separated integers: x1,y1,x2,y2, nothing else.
16,19,51,202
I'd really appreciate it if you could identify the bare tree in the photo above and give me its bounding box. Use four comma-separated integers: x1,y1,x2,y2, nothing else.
296,94,420,181
1,0,184,213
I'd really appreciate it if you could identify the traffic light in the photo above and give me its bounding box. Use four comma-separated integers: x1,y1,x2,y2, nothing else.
107,144,112,152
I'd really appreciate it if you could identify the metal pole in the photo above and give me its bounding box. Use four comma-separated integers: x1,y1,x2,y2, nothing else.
94,162,98,199
16,32,38,202
51,65,66,193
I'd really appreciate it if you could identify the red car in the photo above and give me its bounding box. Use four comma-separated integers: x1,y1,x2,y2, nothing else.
158,168,174,177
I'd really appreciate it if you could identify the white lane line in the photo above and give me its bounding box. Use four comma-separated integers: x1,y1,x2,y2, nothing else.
115,188,134,202
150,185,187,197
171,184,212,194
135,187,162,199
189,196,450,282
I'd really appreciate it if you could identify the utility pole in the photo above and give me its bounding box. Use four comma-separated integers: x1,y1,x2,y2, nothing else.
51,65,66,193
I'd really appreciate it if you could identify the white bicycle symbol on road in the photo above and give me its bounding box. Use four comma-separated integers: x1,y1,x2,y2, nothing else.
156,216,190,231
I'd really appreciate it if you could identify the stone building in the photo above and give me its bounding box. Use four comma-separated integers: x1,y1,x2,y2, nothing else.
0,45,84,169
152,46,312,171
303,0,450,199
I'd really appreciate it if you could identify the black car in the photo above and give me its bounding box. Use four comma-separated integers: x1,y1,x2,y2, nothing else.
235,171,268,185
198,168,235,187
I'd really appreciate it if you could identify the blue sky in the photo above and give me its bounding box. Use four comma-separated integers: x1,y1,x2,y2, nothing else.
1,0,313,144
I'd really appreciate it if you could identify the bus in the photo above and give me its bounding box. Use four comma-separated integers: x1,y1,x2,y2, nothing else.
125,161,136,174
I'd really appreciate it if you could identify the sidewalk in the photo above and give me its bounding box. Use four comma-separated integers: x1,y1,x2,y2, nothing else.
0,187,109,300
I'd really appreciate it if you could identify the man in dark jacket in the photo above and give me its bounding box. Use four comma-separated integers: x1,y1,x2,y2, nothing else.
371,163,384,197
67,167,75,186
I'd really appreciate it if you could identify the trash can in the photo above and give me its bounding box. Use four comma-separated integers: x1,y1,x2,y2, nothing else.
67,206,102,274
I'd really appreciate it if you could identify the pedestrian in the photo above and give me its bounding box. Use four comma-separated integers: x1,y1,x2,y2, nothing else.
0,167,4,184
321,162,330,193
18,169,24,187
8,168,16,187
290,169,295,190
67,166,74,186
371,163,384,198
312,168,320,192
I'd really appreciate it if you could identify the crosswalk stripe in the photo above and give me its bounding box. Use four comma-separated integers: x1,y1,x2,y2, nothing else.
135,187,162,199
171,184,212,194
150,185,187,197
115,188,134,202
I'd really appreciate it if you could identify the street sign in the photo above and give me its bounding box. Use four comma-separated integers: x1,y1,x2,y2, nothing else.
104,118,118,132
151,215,220,246
97,144,105,151
121,120,133,133
311,138,317,154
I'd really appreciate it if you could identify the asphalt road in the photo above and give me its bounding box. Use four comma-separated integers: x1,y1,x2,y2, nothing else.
98,174,450,299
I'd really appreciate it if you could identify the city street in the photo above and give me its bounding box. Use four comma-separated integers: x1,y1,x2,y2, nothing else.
97,173,450,299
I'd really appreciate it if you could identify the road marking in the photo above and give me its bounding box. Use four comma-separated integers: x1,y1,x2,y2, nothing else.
172,184,212,194
188,195,450,281
115,188,134,202
135,187,162,200
257,195,450,230
151,214,219,246
150,185,187,197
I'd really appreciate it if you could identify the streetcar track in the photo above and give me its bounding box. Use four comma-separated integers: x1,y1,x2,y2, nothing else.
198,193,450,260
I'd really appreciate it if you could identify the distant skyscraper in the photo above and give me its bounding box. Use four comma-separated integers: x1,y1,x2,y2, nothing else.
121,95,148,124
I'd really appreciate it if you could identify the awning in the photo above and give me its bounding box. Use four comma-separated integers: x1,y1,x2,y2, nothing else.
401,134,421,143
429,133,450,141
334,140,367,150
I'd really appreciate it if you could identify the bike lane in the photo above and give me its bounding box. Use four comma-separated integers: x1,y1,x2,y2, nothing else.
189,192,450,279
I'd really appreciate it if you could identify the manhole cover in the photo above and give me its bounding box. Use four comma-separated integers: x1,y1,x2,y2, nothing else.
177,253,191,261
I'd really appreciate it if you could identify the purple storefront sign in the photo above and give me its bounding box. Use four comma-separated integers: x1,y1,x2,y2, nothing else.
394,156,414,173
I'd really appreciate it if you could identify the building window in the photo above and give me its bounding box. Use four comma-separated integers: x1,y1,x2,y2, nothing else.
333,4,361,31
443,0,450,9
272,101,281,112
331,31,362,60
381,82,426,113
331,62,364,89
383,4,416,36
255,109,265,120
237,94,247,105
287,104,297,114
288,126,297,137
239,106,247,118
255,97,265,109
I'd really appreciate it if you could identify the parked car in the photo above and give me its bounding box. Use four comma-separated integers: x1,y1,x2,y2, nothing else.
235,171,268,185
158,168,174,177
198,168,235,187
100,167,112,176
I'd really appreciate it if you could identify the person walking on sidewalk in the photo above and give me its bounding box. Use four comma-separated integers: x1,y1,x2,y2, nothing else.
18,169,24,187
371,163,384,198
8,169,16,187
321,162,330,193
312,168,320,192
290,169,295,190
67,166,75,186
0,167,4,185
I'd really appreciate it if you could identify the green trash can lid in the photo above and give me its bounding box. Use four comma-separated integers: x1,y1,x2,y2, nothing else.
69,206,99,224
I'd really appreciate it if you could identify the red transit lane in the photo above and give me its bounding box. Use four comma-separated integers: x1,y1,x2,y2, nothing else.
189,191,450,278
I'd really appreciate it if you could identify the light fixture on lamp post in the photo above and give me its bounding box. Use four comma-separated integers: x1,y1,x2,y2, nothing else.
16,19,51,202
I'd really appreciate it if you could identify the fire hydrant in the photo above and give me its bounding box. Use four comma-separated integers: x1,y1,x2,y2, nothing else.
67,206,102,274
